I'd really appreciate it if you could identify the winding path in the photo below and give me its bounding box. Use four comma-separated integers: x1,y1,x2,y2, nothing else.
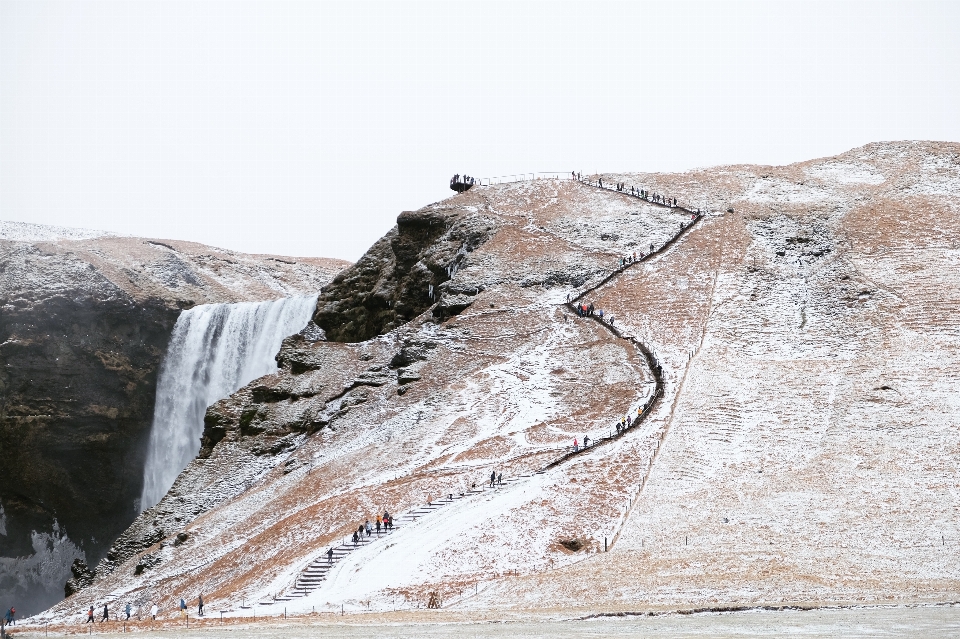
279,176,707,601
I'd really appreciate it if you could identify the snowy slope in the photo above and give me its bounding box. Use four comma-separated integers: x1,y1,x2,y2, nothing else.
34,141,960,623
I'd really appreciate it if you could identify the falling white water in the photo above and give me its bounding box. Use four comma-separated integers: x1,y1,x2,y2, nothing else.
140,295,318,511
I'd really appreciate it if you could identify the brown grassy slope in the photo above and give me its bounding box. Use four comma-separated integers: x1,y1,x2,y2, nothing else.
475,141,960,611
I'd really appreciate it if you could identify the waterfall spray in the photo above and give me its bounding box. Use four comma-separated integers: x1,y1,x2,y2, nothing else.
140,295,317,511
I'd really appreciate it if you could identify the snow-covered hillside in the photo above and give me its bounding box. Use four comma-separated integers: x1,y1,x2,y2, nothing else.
34,141,960,624
0,221,118,242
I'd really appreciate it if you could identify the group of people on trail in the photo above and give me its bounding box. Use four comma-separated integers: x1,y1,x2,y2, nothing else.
619,252,642,268
450,174,475,187
350,510,395,547
573,171,690,211
571,404,649,453
574,301,614,326
489,470,504,487
83,596,198,624
616,408,643,435
86,604,108,623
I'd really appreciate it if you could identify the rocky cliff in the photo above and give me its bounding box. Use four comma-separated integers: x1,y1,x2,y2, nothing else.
312,205,498,342
0,222,347,615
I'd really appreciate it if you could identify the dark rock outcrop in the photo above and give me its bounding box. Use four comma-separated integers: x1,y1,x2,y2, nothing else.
312,205,497,342
63,559,94,597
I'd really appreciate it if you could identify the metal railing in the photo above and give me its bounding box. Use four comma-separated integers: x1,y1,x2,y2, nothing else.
478,172,575,186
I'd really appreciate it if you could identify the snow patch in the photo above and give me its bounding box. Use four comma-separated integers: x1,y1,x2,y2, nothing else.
806,162,885,185
0,220,117,242
744,177,833,204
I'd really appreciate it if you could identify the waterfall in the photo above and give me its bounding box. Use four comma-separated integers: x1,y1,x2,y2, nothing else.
140,295,318,511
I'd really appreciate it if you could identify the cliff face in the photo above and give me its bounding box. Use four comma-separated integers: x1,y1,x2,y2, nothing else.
312,206,498,342
0,224,347,615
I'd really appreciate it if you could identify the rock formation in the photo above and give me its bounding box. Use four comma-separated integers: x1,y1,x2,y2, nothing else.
312,206,498,342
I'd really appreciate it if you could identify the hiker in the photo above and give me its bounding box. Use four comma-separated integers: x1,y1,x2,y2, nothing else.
598,309,604,319
150,604,158,620
125,603,132,620
365,520,373,536
198,593,204,616
327,546,334,564
376,515,382,534
179,598,186,618
498,472,503,486
490,470,496,487
584,435,590,447
4,608,13,626
384,510,391,530
609,316,615,326
86,606,95,623
352,530,359,546
573,437,579,452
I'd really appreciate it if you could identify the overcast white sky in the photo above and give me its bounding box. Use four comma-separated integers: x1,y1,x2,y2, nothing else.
1,1,958,261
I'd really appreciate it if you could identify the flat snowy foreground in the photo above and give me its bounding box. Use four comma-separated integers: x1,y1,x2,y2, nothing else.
19,606,960,638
